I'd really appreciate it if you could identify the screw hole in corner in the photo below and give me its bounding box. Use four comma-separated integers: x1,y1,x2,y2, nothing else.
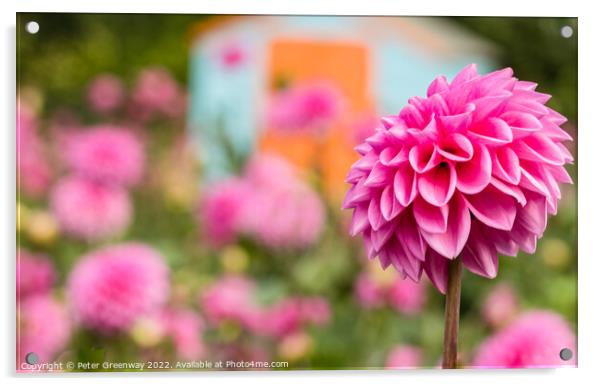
25,21,40,35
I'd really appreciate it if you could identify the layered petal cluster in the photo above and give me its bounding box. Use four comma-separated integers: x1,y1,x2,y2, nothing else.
87,74,125,114
472,311,576,368
18,295,72,368
50,175,132,241
64,127,145,187
343,64,573,292
267,82,342,132
67,243,169,333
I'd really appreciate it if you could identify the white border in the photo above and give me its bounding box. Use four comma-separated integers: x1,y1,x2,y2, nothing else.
3,1,600,386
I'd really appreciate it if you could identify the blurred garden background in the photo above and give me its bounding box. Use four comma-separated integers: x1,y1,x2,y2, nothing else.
16,14,577,371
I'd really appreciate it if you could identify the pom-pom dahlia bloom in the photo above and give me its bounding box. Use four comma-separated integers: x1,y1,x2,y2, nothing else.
17,249,56,299
67,243,169,333
63,127,145,187
18,294,71,366
472,310,576,368
87,74,125,114
343,64,573,293
50,175,132,241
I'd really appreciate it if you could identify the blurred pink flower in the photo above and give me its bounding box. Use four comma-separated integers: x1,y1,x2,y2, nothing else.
67,243,169,333
87,74,125,114
239,155,325,250
218,41,248,69
472,310,576,368
18,294,71,367
50,175,132,241
354,273,386,309
17,102,53,197
199,276,259,328
17,249,56,300
199,179,251,248
252,296,331,338
482,283,519,329
267,82,342,133
130,67,185,120
385,345,423,369
343,64,574,293
388,278,426,315
298,296,331,326
63,127,145,187
161,309,205,360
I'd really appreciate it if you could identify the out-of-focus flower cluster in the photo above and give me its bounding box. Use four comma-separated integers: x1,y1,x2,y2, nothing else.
17,59,576,371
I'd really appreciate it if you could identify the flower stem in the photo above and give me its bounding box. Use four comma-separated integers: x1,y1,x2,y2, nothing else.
442,257,462,369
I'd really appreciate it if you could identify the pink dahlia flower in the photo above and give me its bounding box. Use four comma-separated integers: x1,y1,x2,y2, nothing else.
239,155,325,249
17,102,53,197
50,175,132,241
199,276,260,328
18,294,71,367
267,82,342,132
472,310,576,368
199,179,251,248
385,345,423,369
481,283,519,329
131,67,185,120
63,127,145,187
87,74,125,114
67,243,169,333
387,277,426,315
354,273,386,309
17,249,56,300
343,64,573,293
161,309,205,360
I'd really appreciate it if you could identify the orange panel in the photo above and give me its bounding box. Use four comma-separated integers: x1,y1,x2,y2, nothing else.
259,39,371,204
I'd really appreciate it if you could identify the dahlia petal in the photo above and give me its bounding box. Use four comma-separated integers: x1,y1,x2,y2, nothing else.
500,111,543,139
427,75,449,97
506,99,548,118
364,162,392,187
485,226,520,257
512,89,551,104
473,68,514,96
426,93,450,117
380,146,408,167
437,133,474,162
509,221,538,254
519,162,552,198
380,116,398,129
548,165,573,184
456,144,492,194
354,142,372,156
468,117,513,147
438,103,475,132
471,92,512,122
371,221,397,252
417,163,457,207
409,142,439,173
490,177,527,206
351,152,378,171
350,204,370,236
413,196,449,233
557,143,574,163
515,134,566,166
515,80,537,91
492,147,521,185
399,104,425,128
397,214,426,262
368,197,387,231
450,64,478,88
365,130,388,150
540,120,573,142
387,243,422,281
464,185,517,231
394,163,418,206
545,108,568,125
344,167,365,184
342,179,371,209
424,248,449,294
380,185,404,221
420,194,471,259
516,193,547,236
461,223,499,279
